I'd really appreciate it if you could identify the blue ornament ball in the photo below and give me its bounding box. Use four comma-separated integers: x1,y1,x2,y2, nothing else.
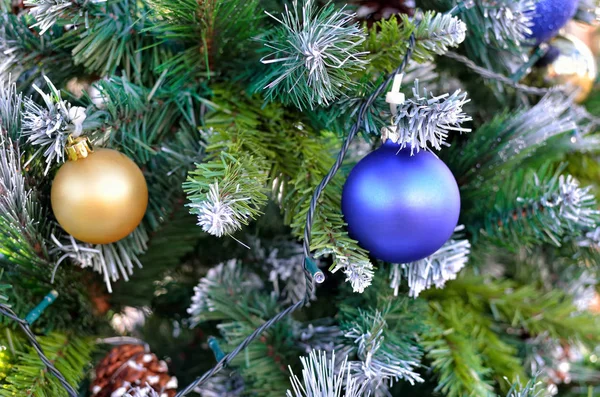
527,0,579,44
341,141,460,263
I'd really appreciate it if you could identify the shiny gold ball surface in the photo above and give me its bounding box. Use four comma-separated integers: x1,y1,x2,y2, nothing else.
51,148,148,245
543,34,597,103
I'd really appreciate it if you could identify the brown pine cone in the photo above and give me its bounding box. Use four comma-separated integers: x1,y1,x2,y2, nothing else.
91,344,178,397
355,0,415,25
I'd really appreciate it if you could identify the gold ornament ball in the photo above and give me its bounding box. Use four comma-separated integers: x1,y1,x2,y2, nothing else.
51,148,148,245
540,34,597,103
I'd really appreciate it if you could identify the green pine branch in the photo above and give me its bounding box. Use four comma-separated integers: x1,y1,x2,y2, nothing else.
505,375,546,397
110,205,204,307
0,81,51,271
147,0,263,86
192,86,374,292
85,77,184,163
187,261,299,397
25,0,87,35
363,11,467,74
218,320,292,396
255,0,368,110
184,149,270,237
55,0,170,84
344,271,536,397
446,93,583,187
420,274,600,397
0,330,94,397
426,276,600,342
423,300,496,397
0,79,22,140
0,271,10,305
420,0,535,81
0,12,77,94
467,163,599,248
584,88,600,116
339,297,428,391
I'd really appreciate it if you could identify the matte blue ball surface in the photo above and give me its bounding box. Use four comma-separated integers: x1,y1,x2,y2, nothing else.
341,142,460,263
527,0,579,44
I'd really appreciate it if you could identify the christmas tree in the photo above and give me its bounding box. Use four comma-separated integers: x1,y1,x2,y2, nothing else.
3,0,600,395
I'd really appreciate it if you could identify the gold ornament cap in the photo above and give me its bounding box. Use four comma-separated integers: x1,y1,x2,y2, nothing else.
66,135,93,161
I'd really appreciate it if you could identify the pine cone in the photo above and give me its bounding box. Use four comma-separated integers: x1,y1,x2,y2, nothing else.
355,0,414,25
91,344,178,397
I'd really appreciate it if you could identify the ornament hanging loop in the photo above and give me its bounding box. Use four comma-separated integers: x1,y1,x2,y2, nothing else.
382,73,405,144
65,135,93,161
386,73,405,117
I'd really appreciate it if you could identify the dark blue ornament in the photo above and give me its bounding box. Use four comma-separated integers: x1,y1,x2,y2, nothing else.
527,0,579,44
341,141,460,263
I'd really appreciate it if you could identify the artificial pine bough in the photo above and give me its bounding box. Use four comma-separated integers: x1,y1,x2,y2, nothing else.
4,0,600,396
